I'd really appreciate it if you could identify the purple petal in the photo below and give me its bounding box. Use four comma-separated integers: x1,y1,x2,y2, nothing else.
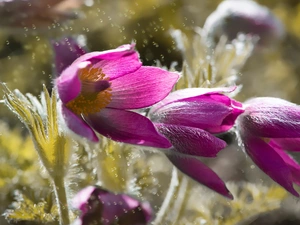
241,97,300,138
151,93,243,133
73,186,105,225
85,108,171,148
92,51,142,80
289,163,300,186
73,44,137,63
81,79,111,94
56,44,141,102
73,186,96,212
107,66,179,109
100,193,152,225
167,154,233,198
55,44,143,104
51,37,87,76
270,138,300,152
56,64,111,104
242,135,299,196
271,144,300,186
220,98,245,133
151,86,237,112
61,105,98,142
155,123,226,157
55,61,87,104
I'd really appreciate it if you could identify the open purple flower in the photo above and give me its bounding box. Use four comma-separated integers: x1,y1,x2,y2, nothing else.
73,186,152,225
149,87,244,198
55,43,179,147
236,97,300,197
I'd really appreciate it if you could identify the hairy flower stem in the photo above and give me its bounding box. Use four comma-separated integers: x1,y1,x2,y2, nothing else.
152,167,179,225
52,176,70,225
170,176,189,224
30,141,70,225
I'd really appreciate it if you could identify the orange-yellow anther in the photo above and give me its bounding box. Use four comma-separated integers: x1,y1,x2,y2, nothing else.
66,66,112,115
262,137,271,143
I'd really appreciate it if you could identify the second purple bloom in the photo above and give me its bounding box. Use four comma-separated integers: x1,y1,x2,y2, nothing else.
149,87,244,198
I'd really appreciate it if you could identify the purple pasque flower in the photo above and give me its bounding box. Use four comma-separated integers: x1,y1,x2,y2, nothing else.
55,43,179,147
73,186,152,225
150,86,244,156
203,0,285,48
149,87,244,198
236,97,300,197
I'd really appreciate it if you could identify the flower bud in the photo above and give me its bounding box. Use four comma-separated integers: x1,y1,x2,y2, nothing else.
203,0,285,49
73,186,152,225
236,97,300,197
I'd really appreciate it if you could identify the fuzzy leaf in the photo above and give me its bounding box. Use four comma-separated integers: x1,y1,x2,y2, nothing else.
1,83,72,178
4,191,58,223
170,28,255,90
95,138,156,196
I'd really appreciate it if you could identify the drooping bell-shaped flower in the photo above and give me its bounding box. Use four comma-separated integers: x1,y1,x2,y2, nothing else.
236,97,300,197
149,87,244,198
203,0,285,48
54,42,179,148
150,86,244,156
73,186,152,225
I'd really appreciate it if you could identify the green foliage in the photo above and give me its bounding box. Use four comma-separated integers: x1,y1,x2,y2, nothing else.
68,143,98,192
171,28,256,90
0,121,56,225
4,190,58,223
94,138,159,197
177,182,288,225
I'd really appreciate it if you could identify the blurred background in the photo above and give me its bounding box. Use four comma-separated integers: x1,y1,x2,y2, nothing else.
1,0,300,224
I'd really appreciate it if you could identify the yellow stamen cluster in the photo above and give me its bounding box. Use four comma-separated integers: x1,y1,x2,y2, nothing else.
66,66,112,115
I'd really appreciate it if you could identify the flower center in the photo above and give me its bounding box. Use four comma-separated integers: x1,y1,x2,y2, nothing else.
66,66,112,115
